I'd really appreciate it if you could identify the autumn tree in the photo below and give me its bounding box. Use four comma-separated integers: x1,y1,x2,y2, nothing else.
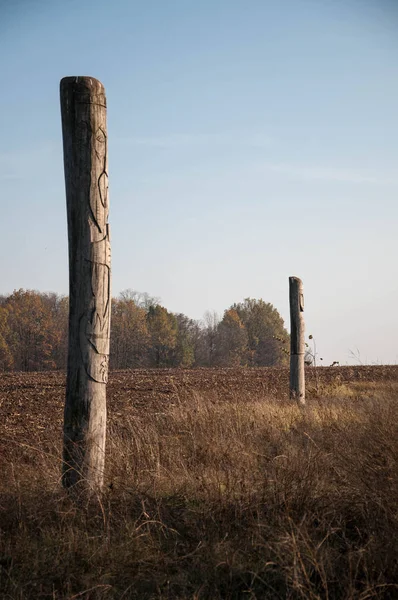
41,293,69,369
199,310,220,366
146,305,178,367
172,313,202,367
215,308,248,366
0,291,68,371
3,290,61,371
0,305,13,370
119,289,160,310
111,297,150,368
0,289,289,371
232,298,289,366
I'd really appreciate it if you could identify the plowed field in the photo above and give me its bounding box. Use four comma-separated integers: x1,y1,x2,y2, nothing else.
1,366,398,599
1,365,397,456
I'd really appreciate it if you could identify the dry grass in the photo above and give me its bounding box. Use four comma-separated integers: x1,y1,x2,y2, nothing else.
1,378,398,599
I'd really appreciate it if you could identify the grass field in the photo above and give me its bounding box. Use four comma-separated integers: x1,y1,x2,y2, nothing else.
1,367,398,599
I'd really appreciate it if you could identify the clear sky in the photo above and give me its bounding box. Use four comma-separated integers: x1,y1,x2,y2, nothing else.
1,0,397,365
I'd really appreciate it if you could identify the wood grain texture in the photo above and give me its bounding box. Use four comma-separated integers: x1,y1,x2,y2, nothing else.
60,76,110,491
289,276,305,406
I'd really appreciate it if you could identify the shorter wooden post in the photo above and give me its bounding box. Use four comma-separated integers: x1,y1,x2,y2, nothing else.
289,276,305,406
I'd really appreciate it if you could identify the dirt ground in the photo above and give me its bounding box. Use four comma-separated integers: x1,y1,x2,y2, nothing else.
1,365,397,457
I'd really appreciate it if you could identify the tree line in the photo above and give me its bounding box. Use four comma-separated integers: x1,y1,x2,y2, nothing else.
0,289,289,371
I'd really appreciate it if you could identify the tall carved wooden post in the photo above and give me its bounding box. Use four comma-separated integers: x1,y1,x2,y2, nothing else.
60,76,111,491
289,276,305,406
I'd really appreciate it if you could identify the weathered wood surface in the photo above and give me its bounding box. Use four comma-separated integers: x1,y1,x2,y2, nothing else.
289,276,305,406
60,76,110,491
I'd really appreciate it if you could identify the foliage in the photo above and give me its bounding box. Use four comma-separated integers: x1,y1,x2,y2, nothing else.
215,308,248,366
146,305,178,367
111,298,149,368
172,313,201,368
0,290,289,371
232,298,289,366
0,305,13,370
0,290,66,371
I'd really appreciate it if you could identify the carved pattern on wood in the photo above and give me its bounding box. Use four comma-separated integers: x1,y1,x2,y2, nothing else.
61,76,111,491
78,115,110,383
289,276,305,405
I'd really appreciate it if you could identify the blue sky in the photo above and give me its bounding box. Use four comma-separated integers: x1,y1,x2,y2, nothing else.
1,0,398,364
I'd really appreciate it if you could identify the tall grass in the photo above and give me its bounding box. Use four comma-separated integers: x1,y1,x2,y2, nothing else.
1,382,398,598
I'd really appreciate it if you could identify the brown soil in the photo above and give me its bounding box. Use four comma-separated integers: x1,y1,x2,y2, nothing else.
1,365,397,454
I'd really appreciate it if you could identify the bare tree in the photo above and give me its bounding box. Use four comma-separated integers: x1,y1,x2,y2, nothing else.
203,310,220,366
